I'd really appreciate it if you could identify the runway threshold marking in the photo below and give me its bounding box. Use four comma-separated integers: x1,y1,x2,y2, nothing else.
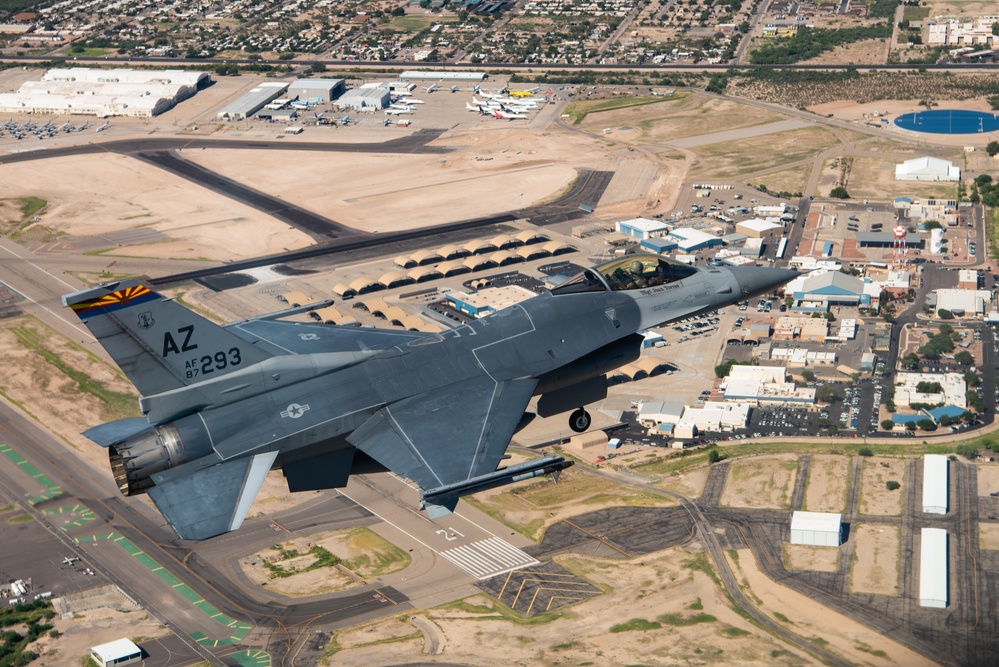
0,442,62,504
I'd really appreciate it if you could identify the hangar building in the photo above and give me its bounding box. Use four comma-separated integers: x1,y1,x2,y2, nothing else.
288,78,345,103
337,86,391,111
919,527,948,608
0,67,209,117
789,511,842,547
922,454,949,515
217,82,288,119
895,156,960,182
616,218,670,240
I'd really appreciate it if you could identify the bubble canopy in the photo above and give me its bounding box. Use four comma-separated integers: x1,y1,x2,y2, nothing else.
551,254,698,295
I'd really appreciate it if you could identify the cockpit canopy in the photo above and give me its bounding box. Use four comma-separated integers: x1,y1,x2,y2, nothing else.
551,254,699,295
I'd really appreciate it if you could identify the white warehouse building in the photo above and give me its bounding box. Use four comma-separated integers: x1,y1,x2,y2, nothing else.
895,156,960,182
789,511,842,547
919,527,949,609
922,454,949,515
0,68,209,117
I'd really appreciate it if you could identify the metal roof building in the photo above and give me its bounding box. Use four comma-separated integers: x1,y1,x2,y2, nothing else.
288,78,345,103
922,454,949,515
790,511,842,547
91,638,142,667
919,527,949,608
217,82,288,120
337,87,390,111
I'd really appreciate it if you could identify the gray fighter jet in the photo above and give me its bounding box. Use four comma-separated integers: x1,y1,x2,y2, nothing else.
63,255,796,540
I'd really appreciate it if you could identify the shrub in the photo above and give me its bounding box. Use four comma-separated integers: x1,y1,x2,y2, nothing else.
886,480,901,491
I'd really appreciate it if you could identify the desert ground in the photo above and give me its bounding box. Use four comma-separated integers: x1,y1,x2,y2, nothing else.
977,464,999,496
783,543,841,572
850,524,901,596
859,457,908,516
720,455,799,510
979,523,999,550
803,454,851,513
823,154,962,201
33,605,170,667
0,154,313,260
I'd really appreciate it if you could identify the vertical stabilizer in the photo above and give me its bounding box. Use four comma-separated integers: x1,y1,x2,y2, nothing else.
63,280,272,396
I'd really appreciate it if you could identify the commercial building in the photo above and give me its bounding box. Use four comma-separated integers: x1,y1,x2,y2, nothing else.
445,285,537,317
923,454,949,514
674,401,752,438
895,156,960,182
668,227,723,252
789,271,870,312
856,232,925,249
773,316,828,343
287,78,346,103
638,400,685,429
217,82,288,120
919,527,949,608
91,639,142,667
789,511,842,547
929,288,992,317
0,67,210,117
721,366,816,405
894,372,967,409
616,218,670,240
401,70,488,81
736,218,783,238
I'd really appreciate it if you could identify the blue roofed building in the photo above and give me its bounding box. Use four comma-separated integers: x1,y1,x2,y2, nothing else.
668,227,723,252
640,237,679,254
927,405,968,422
789,271,870,313
616,218,670,240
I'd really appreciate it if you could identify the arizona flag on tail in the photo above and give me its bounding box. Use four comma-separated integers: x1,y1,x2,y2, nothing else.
68,284,156,320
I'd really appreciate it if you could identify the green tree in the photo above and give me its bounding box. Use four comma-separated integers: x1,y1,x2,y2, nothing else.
816,385,838,403
987,141,999,158
859,447,874,456
901,352,919,369
880,419,895,431
886,480,901,491
937,309,953,319
917,418,937,431
830,187,850,199
955,350,974,366
801,370,816,382
708,449,721,463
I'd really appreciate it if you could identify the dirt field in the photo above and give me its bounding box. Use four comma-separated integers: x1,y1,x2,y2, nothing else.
746,165,810,196
240,526,410,597
719,455,798,510
976,465,999,496
328,548,817,666
730,549,935,666
0,154,313,261
690,126,842,180
850,524,901,596
859,457,907,516
979,523,999,550
836,155,962,202
32,606,170,667
576,94,787,144
804,455,851,513
799,38,890,66
655,466,710,499
783,544,841,572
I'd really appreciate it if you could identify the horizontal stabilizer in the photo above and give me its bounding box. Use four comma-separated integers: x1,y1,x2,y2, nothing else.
147,451,277,540
83,417,150,448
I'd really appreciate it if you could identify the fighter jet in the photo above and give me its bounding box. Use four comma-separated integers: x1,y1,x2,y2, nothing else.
63,256,796,540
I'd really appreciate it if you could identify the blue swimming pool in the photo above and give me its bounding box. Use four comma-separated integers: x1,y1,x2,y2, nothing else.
894,109,999,134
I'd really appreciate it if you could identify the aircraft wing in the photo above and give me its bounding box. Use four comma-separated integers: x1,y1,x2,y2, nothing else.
348,375,537,513
229,319,435,355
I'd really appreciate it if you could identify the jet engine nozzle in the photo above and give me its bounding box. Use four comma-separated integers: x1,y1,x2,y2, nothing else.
108,424,189,496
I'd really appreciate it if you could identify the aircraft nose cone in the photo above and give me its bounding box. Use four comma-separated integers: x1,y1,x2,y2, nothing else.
727,266,800,300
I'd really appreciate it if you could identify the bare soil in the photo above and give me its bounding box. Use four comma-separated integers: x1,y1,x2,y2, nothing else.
732,548,935,666
720,455,798,510
34,606,170,667
859,457,907,516
979,523,999,550
328,548,817,666
850,524,901,596
783,544,841,572
976,465,999,496
655,466,710,499
804,455,851,513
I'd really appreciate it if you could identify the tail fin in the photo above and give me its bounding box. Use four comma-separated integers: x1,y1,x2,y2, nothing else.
63,280,272,396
